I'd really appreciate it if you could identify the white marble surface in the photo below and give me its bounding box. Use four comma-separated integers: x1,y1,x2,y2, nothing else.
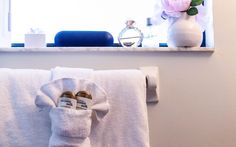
0,47,214,52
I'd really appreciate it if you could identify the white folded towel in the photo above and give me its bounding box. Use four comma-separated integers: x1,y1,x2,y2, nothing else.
36,78,109,121
51,67,109,120
52,66,94,80
35,77,109,147
49,107,92,147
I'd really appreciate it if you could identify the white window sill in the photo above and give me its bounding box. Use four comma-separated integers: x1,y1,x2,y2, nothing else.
0,47,214,52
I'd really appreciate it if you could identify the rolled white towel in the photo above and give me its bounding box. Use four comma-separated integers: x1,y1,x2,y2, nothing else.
35,78,109,147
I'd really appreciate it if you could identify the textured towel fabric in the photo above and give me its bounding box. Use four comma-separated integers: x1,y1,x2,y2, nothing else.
0,67,150,147
35,77,109,147
51,67,110,121
51,66,94,81
0,68,51,147
49,107,92,147
90,70,150,147
52,67,150,147
50,108,92,138
35,78,109,121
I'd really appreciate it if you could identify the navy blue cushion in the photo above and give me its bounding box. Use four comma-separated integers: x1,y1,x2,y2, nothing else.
54,31,114,47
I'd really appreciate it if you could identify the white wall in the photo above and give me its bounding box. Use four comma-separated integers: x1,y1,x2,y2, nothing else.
1,0,236,147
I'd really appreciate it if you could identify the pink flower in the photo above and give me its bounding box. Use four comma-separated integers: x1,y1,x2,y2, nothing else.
161,0,191,17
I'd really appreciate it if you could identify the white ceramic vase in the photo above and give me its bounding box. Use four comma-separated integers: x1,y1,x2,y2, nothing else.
167,13,202,48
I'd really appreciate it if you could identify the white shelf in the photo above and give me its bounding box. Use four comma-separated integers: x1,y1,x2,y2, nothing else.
0,47,214,52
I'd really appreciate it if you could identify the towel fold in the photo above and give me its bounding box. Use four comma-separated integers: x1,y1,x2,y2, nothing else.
50,108,92,138
52,66,94,80
49,107,92,147
51,66,111,120
0,68,51,147
35,76,109,147
35,78,109,121
49,134,90,147
90,69,150,147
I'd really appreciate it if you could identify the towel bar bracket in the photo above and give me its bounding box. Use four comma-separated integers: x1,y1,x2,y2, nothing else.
139,66,159,103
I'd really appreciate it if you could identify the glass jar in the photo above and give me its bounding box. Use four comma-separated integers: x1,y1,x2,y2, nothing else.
118,20,143,47
57,91,77,109
75,91,92,110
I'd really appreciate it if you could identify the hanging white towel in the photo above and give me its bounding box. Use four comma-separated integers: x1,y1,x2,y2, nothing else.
90,69,150,147
0,67,151,147
0,68,51,147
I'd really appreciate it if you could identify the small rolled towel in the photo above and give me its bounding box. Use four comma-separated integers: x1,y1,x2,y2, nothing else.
35,78,109,147
49,107,92,147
